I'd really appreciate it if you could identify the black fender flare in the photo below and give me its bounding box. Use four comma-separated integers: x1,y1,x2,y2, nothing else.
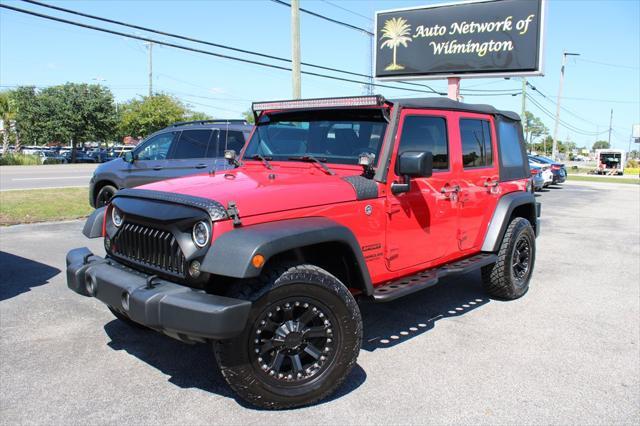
481,191,539,252
82,207,106,238
200,217,374,295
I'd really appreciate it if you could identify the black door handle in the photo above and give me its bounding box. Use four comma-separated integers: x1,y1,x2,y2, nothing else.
153,166,163,171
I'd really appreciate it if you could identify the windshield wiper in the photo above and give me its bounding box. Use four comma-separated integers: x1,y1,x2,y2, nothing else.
248,154,273,170
288,155,335,175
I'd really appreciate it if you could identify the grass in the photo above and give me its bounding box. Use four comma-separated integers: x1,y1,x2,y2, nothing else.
567,175,639,185
0,154,41,166
0,188,92,226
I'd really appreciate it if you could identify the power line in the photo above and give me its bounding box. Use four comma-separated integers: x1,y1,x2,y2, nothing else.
270,0,373,35
19,0,443,95
319,0,373,22
0,3,445,96
576,57,639,70
526,94,605,136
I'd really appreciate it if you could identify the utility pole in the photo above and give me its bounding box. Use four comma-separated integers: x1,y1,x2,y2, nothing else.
552,51,580,160
521,78,527,120
291,0,301,99
608,108,613,147
146,42,153,97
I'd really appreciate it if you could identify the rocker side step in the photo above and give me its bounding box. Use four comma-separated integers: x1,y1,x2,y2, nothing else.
373,253,497,302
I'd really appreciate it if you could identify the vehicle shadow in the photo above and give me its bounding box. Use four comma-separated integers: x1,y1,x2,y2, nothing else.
359,270,490,351
0,251,61,301
103,320,366,409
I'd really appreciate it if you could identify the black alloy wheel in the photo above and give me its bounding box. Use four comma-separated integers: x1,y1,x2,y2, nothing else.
250,298,336,383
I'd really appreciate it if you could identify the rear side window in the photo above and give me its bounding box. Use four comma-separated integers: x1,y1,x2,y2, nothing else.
497,118,529,181
498,121,525,167
460,119,493,168
397,116,448,170
210,130,246,157
172,130,212,159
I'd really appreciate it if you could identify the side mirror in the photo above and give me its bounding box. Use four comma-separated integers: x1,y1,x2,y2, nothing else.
123,151,134,163
392,151,433,194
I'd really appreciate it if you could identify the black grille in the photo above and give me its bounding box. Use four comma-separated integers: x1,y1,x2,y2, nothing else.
112,222,186,276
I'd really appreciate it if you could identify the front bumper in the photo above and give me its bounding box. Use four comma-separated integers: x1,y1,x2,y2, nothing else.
66,247,251,341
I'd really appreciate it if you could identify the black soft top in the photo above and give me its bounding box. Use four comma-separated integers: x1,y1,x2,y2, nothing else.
390,97,520,122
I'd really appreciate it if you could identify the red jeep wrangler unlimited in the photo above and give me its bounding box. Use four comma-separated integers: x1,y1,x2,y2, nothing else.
67,95,539,409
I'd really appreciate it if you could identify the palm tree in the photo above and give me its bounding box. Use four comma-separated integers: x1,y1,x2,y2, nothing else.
380,17,412,71
0,92,16,155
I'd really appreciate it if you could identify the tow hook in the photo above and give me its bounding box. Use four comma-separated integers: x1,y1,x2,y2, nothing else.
146,274,159,289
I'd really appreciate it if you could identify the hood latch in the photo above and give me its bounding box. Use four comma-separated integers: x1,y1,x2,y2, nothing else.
226,201,242,227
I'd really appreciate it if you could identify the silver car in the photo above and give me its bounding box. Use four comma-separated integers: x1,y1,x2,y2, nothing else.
89,120,253,207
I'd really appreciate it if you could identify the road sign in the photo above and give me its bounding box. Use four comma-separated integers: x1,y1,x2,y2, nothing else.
375,0,546,80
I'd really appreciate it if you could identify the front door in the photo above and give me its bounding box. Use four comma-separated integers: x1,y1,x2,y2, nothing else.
455,114,500,251
123,131,178,188
385,110,459,272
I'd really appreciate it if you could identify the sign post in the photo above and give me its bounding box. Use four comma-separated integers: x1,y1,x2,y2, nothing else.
375,0,546,102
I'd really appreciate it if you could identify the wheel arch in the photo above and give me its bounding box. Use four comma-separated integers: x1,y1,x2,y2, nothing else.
201,217,374,296
482,191,539,253
93,179,118,206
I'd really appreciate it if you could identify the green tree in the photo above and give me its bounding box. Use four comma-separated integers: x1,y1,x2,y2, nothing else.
11,84,116,158
523,111,548,149
592,140,610,151
242,109,255,124
118,94,187,138
186,111,212,122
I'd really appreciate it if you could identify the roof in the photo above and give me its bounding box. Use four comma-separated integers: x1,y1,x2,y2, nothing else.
390,97,520,121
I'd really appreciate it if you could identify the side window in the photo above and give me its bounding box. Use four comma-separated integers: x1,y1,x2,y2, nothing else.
460,119,493,168
498,120,525,167
172,130,212,159
397,115,448,170
135,132,175,161
210,130,246,157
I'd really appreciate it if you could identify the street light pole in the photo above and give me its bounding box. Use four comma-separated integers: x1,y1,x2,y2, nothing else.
552,51,580,160
291,0,301,99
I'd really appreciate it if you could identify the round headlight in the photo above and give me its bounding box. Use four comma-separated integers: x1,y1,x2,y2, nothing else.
192,221,210,248
112,207,123,227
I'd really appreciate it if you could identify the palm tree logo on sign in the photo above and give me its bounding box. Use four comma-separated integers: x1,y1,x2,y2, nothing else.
380,17,412,71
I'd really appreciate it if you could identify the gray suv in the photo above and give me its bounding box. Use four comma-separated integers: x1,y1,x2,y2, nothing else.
89,120,252,207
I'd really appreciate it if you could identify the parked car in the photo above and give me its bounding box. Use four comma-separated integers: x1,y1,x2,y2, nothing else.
62,150,97,163
89,120,253,207
528,156,553,187
68,95,539,409
531,155,567,184
86,148,112,163
36,150,67,164
530,165,545,191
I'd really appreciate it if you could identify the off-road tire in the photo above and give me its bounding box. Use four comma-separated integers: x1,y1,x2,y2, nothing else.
95,184,117,208
214,264,362,410
108,306,148,330
481,217,536,300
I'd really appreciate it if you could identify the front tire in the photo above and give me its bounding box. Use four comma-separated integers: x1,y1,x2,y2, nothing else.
481,217,536,300
95,184,117,207
214,264,362,409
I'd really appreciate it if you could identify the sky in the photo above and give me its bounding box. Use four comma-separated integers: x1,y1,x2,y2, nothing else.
1,0,639,151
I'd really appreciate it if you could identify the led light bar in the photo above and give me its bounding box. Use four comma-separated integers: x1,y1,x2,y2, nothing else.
252,95,387,112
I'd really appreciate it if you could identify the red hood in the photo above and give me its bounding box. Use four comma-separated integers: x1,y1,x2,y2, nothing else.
139,163,367,218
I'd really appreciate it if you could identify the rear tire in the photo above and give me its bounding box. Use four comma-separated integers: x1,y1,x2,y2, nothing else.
481,217,536,300
95,184,117,207
214,264,362,409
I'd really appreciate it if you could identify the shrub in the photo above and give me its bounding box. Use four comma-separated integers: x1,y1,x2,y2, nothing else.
0,153,41,166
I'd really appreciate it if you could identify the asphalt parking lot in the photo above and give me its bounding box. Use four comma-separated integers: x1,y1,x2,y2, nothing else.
0,180,638,424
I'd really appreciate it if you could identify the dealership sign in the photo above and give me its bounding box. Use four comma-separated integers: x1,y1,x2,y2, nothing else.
375,0,546,80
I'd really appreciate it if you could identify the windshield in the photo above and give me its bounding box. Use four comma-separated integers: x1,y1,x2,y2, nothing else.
243,110,388,166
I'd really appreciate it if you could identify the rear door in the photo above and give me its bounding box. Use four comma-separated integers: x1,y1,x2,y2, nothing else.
165,129,216,176
122,131,178,188
455,113,500,251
